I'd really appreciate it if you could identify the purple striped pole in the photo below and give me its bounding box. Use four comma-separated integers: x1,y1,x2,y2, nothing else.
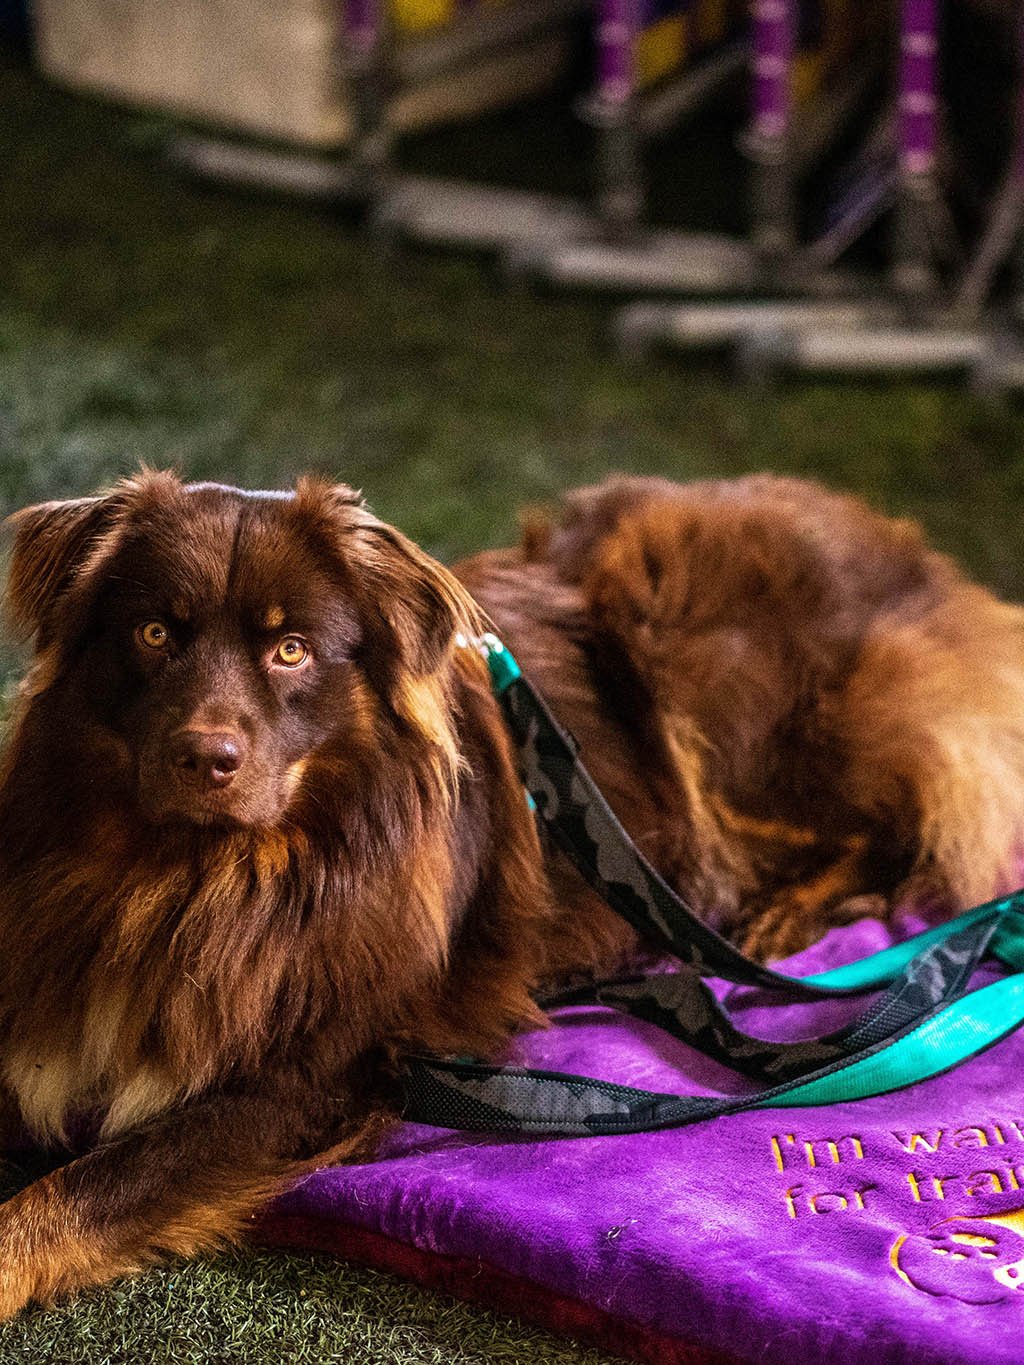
751,0,793,147
339,0,390,186
1010,4,1024,309
891,0,941,301
345,0,383,54
597,0,639,107
594,0,643,231
1015,5,1024,184
899,0,938,179
344,0,384,59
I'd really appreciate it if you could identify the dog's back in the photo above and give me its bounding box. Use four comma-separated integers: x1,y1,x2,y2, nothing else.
458,475,1024,959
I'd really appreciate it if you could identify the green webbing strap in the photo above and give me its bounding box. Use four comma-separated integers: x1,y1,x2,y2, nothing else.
399,636,1024,1134
769,973,1024,1108
805,897,1024,988
404,967,1024,1134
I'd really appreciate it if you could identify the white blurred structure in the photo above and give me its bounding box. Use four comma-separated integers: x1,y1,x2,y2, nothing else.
33,0,571,146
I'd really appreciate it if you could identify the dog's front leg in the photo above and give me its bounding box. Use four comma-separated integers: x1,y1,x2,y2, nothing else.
0,1088,376,1320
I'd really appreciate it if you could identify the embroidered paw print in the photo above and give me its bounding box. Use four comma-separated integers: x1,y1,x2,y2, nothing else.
926,1230,1001,1262
893,1217,1024,1304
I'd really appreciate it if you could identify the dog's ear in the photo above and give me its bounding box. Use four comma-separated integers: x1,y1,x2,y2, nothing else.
4,496,118,644
294,478,482,683
350,519,481,679
4,471,184,647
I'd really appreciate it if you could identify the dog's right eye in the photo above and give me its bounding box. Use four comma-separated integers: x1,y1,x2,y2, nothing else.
136,621,170,650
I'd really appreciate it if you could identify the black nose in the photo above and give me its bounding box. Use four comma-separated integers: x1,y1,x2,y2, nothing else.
169,730,245,789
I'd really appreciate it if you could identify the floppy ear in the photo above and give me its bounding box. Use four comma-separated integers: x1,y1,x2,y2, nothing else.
350,519,483,679
4,496,117,645
294,477,483,685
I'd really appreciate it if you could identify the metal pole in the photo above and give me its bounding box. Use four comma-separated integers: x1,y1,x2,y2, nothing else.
342,0,393,195
748,0,795,261
594,0,643,235
891,0,941,303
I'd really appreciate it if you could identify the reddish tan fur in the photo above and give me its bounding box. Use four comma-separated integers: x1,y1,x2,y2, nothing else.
0,472,549,1317
1,469,1024,1315
460,474,1024,961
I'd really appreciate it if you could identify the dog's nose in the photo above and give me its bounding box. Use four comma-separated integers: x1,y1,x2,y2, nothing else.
169,730,245,789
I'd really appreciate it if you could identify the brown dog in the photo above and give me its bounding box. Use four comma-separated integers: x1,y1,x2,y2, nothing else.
0,469,1022,1317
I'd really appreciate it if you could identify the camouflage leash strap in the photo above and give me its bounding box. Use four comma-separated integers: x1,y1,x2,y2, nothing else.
399,636,1024,1135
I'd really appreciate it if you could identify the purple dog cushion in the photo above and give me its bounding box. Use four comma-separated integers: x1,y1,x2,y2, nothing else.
260,907,1024,1364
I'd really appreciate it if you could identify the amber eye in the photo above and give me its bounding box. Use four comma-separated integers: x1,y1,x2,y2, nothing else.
274,636,309,668
137,621,169,650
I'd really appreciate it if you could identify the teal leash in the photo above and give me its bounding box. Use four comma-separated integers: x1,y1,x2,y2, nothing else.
400,636,1024,1135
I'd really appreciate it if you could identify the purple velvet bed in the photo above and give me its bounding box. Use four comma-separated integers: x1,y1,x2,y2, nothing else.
259,906,1024,1363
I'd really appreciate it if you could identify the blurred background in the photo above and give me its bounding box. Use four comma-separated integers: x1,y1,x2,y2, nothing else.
4,4,1024,619
1,1,1024,1360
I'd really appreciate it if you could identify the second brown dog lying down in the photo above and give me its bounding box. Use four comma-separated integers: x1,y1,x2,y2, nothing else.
460,473,1024,962
0,469,1022,1317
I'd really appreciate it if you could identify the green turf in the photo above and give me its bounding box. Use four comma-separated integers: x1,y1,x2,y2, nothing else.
3,34,1024,1365
0,1247,626,1365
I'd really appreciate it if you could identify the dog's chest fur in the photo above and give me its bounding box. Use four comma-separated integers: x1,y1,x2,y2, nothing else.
3,988,182,1144
0,830,307,1145
0,847,246,1144
0,792,463,1147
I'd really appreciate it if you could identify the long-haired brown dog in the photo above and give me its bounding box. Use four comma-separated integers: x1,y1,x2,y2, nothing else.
1,468,1023,1317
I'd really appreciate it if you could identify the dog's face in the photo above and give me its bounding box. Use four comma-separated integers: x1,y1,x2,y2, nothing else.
4,472,474,829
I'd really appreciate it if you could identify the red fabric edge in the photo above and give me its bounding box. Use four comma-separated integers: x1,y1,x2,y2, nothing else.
253,1212,741,1365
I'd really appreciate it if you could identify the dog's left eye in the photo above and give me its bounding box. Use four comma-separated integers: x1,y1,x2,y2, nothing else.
136,621,170,650
273,637,309,668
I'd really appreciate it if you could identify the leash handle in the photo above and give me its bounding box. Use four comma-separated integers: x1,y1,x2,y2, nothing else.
403,969,1024,1134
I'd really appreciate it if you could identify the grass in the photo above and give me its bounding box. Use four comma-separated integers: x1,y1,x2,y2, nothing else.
0,1249,622,1365
2,31,1024,1364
